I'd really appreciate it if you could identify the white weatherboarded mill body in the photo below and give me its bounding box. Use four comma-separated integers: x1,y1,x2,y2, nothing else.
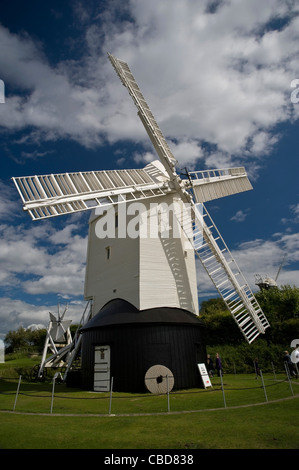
84,190,199,316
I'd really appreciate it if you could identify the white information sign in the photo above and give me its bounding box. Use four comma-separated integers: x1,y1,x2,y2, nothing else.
197,363,212,388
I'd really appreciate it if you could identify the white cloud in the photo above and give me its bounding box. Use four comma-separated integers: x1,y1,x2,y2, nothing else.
168,140,204,168
0,181,21,220
196,232,299,299
133,151,155,165
290,203,299,223
0,25,105,148
0,1,298,166
231,239,284,283
0,219,87,297
133,139,204,167
281,203,299,226
97,0,299,163
0,204,89,336
230,209,250,223
0,296,86,339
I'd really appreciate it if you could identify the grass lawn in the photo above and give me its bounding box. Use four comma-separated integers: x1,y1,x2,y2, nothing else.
1,399,298,450
0,366,298,449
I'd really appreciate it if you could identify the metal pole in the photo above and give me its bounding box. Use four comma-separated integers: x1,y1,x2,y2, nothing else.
220,370,226,408
253,360,258,379
109,377,113,414
260,370,268,402
50,376,56,414
271,361,276,380
13,375,22,411
284,362,294,396
166,375,170,412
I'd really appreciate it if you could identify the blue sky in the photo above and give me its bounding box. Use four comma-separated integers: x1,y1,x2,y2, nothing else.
0,0,299,338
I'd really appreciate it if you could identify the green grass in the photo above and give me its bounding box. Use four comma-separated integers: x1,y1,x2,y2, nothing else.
0,397,298,449
0,373,297,414
1,368,298,449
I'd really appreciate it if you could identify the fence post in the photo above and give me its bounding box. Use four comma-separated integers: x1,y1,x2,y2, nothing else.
260,370,268,402
50,376,56,414
166,375,170,412
109,377,114,414
284,362,294,396
271,362,276,380
13,375,22,412
220,370,226,408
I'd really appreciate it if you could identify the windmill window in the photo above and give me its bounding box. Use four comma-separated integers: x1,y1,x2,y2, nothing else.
105,246,111,260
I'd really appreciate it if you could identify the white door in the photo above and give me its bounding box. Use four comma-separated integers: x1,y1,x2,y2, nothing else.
94,345,110,392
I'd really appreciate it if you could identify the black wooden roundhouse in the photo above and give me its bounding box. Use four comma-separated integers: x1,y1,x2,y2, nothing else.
79,298,206,393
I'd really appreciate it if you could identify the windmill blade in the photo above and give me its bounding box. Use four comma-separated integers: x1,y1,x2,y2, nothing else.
188,167,253,203
49,312,57,323
274,253,286,282
51,320,72,342
12,163,171,220
179,202,270,343
58,304,68,321
108,53,177,179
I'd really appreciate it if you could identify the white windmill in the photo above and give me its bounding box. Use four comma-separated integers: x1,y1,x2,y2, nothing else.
13,54,270,380
31,304,72,381
255,254,286,291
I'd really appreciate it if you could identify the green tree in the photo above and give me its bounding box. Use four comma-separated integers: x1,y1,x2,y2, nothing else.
26,328,47,351
5,324,79,354
199,298,228,315
256,285,299,344
256,284,299,323
5,327,29,353
199,298,241,345
199,285,299,346
5,326,47,353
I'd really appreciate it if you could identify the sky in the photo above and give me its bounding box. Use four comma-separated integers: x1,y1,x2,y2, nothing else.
0,0,299,339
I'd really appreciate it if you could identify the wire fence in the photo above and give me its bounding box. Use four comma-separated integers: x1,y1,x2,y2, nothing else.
1,369,298,416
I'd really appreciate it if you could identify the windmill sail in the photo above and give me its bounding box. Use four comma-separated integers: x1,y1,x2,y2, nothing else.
108,54,177,178
12,163,170,220
50,319,72,342
183,203,270,343
189,167,253,203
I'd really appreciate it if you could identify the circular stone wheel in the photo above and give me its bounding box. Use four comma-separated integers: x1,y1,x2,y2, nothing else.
144,364,174,394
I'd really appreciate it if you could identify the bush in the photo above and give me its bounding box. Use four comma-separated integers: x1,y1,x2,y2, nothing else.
206,340,291,374
4,327,47,354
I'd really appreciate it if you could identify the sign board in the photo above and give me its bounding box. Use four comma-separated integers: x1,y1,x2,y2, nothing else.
197,363,212,388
